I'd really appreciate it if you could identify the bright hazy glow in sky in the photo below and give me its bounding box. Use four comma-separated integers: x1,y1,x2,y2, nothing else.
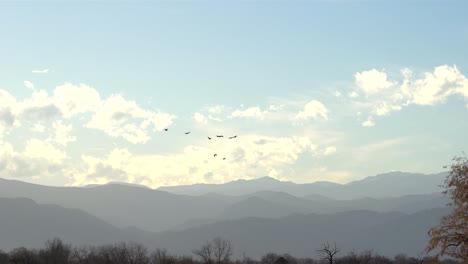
0,1,467,187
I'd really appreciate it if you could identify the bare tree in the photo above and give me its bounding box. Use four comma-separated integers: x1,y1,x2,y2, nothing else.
349,250,372,264
0,250,8,264
150,249,176,264
426,155,468,261
194,237,233,264
213,237,233,264
261,253,280,264
127,242,149,264
39,238,71,264
194,240,214,264
316,242,339,264
9,247,40,264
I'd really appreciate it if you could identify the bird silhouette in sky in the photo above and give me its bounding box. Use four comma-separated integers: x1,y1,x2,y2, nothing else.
164,128,168,131
185,132,190,135
223,158,226,160
214,154,217,157
216,135,224,138
208,136,212,140
229,135,237,139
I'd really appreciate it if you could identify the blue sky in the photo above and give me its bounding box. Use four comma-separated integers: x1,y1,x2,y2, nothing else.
0,0,467,187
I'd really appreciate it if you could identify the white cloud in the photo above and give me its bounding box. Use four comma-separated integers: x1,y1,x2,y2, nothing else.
24,81,34,90
193,112,208,124
207,105,225,114
361,118,375,127
409,65,468,105
0,139,70,180
51,120,76,146
230,106,267,119
323,146,337,155
32,123,45,133
295,100,329,120
372,102,402,116
32,69,49,74
71,134,337,188
0,89,20,137
348,91,359,98
348,65,468,127
355,69,395,94
53,83,101,118
86,95,175,144
23,138,67,164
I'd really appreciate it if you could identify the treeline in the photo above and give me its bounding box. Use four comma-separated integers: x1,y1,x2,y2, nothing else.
0,238,460,264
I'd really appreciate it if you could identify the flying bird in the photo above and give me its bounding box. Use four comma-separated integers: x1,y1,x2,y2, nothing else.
223,158,226,160
185,132,190,135
164,128,168,131
216,135,224,138
229,135,237,139
208,137,212,140
214,154,218,157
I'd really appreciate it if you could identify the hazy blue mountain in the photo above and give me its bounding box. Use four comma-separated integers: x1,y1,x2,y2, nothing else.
158,172,447,199
159,176,297,197
168,191,448,231
0,197,143,251
0,176,449,233
0,178,229,232
230,192,445,222
84,182,151,189
152,208,449,259
0,196,448,259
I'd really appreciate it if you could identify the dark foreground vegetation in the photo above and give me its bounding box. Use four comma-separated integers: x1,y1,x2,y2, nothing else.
0,238,460,264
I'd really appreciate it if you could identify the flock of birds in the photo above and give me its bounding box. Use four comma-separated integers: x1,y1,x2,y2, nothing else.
163,128,237,160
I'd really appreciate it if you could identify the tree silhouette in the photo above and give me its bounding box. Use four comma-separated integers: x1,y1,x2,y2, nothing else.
316,242,339,264
193,237,232,264
39,238,71,264
426,155,468,261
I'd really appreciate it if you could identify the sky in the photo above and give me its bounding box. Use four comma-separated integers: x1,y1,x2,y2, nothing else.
0,0,467,188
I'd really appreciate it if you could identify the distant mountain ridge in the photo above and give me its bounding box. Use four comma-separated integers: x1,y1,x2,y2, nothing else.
0,178,228,232
0,197,448,258
0,171,448,233
158,172,447,199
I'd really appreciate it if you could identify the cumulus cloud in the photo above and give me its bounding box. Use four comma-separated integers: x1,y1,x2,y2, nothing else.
193,112,208,124
0,89,20,137
76,148,132,184
86,95,175,144
323,146,337,155
32,123,46,133
1,83,175,145
230,106,267,119
348,65,468,127
0,139,70,180
355,69,395,94
52,83,101,118
361,118,375,127
24,81,34,90
295,100,329,120
18,84,101,121
71,134,336,188
23,138,67,163
51,121,76,146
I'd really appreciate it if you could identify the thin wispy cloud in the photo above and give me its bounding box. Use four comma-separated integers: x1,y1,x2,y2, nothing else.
32,69,49,74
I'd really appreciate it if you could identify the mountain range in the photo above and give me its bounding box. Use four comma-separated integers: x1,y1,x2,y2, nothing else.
0,171,450,258
158,172,447,199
